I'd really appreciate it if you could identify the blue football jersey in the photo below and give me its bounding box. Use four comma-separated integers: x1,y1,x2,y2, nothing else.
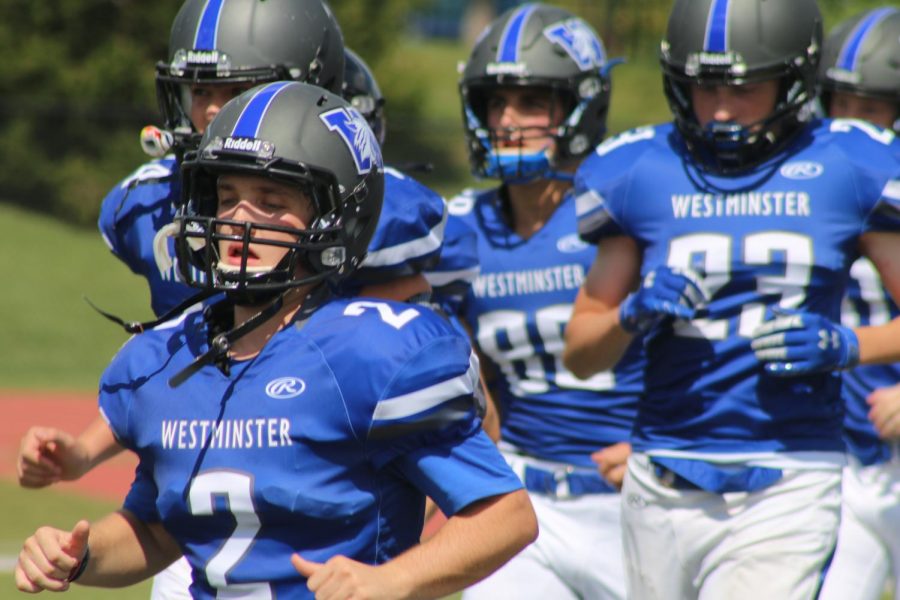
98,157,195,317
452,187,643,468
347,167,447,290
575,118,900,457
841,257,900,465
425,211,480,317
100,296,522,599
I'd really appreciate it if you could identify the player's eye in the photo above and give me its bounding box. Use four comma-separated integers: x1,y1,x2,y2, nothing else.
217,195,239,211
487,96,506,112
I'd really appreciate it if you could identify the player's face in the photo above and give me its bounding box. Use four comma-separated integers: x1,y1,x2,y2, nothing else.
690,80,780,129
189,83,256,133
829,91,897,130
485,87,566,153
215,174,315,271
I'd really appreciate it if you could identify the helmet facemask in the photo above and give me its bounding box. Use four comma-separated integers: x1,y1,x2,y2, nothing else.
663,67,816,173
175,156,357,306
463,81,588,183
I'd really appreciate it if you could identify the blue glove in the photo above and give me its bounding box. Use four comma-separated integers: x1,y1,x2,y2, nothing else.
751,311,860,376
619,266,708,334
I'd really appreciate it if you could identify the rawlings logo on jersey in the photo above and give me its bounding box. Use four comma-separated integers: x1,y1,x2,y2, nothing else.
556,233,588,254
543,19,606,71
266,377,307,399
320,107,383,175
780,162,824,180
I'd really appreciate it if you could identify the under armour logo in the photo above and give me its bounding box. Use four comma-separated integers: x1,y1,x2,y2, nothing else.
319,107,383,175
265,377,307,399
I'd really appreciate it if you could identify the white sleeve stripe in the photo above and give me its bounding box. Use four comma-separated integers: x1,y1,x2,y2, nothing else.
883,179,900,201
373,352,479,421
362,211,448,267
424,266,480,287
574,189,605,218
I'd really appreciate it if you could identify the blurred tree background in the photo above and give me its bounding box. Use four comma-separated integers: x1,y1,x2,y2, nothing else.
0,0,887,227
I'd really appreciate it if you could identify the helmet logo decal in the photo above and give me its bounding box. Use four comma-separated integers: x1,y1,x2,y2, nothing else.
703,0,731,52
837,7,898,71
320,107,383,175
497,3,538,63
543,19,607,71
231,81,292,138
193,0,226,50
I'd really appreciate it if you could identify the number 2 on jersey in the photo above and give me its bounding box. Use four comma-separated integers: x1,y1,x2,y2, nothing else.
189,470,272,599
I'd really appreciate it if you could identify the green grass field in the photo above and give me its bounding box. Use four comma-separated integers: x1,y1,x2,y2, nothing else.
0,481,153,598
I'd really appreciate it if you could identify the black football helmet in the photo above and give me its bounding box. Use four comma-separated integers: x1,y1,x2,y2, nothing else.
156,0,345,151
660,0,823,172
460,3,617,182
174,81,384,302
342,48,386,146
819,7,900,131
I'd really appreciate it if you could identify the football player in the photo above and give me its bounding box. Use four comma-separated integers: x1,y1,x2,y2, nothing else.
16,1,444,597
14,81,537,599
816,8,900,600
441,5,641,599
99,1,343,596
564,0,900,598
101,0,345,318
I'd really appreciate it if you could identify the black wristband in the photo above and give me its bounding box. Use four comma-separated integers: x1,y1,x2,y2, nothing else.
67,546,90,583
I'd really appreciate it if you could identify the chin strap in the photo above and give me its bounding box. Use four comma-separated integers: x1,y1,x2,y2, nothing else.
84,290,218,334
168,292,286,388
168,284,332,388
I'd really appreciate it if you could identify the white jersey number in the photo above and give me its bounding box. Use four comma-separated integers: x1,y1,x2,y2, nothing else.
344,301,420,329
188,470,272,599
477,304,615,395
830,118,896,146
841,257,891,328
667,231,813,340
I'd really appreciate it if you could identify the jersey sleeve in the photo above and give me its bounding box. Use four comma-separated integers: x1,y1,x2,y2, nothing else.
98,183,138,269
97,335,148,453
122,459,161,523
353,168,447,284
574,126,658,244
365,333,522,516
97,159,177,273
826,120,900,233
425,213,480,317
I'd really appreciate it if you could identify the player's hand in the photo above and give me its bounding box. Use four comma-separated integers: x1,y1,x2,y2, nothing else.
751,311,859,376
591,442,632,490
868,383,900,440
15,520,90,593
292,553,402,600
618,266,708,334
16,426,90,488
